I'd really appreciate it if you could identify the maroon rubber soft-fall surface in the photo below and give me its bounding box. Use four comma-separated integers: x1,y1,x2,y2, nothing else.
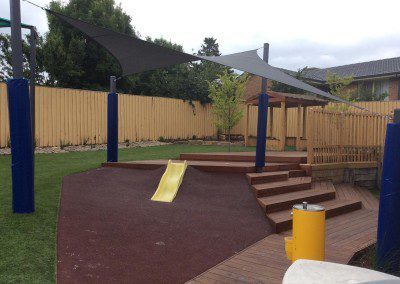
57,166,272,283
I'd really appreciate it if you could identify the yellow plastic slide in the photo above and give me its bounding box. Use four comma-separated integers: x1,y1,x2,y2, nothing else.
151,160,188,202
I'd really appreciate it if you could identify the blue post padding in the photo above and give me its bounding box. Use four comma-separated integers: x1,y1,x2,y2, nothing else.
107,92,118,162
377,122,400,272
255,93,269,169
7,78,34,213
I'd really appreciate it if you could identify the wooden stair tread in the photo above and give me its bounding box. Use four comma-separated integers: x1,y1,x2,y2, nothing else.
246,171,289,179
267,199,363,233
258,188,336,213
246,171,289,185
253,177,311,190
288,169,307,177
252,177,312,197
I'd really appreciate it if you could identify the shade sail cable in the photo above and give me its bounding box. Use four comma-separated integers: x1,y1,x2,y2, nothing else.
18,4,369,111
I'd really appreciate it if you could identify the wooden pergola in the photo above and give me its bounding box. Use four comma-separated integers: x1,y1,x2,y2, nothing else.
244,91,328,151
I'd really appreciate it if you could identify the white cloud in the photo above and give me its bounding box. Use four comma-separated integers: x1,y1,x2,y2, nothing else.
1,0,400,70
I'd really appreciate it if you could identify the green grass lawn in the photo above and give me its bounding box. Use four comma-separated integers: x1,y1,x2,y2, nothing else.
0,145,254,283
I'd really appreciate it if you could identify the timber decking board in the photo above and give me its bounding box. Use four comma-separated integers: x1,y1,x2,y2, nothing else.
252,177,312,197
179,151,307,164
335,183,379,211
102,160,300,173
246,171,289,185
267,199,363,233
257,187,336,213
189,185,378,284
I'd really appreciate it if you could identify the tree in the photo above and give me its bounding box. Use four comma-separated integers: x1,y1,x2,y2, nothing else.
43,0,136,90
270,67,308,94
194,37,229,101
0,33,47,83
326,71,354,100
134,37,227,106
325,71,354,111
209,71,248,150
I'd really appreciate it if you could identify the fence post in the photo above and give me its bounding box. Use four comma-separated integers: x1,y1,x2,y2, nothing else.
306,108,314,164
107,76,118,162
377,109,400,272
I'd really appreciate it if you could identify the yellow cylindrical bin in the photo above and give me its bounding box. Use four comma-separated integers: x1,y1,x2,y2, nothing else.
285,202,325,262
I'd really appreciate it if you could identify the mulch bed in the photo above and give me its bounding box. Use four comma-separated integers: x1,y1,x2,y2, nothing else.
57,166,272,283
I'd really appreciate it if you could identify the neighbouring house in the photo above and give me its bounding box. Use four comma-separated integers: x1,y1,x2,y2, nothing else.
245,56,400,101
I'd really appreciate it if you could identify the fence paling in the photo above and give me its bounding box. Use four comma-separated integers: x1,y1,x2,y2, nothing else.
1,82,399,148
307,108,390,164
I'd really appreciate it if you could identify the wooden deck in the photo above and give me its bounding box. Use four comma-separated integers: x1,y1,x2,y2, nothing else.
188,183,378,284
179,151,307,164
102,159,301,173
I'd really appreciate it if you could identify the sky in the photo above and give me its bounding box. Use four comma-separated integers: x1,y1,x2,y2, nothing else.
2,0,400,71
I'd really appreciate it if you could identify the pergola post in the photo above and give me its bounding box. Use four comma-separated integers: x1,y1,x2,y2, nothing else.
107,76,118,162
244,104,250,147
269,107,274,138
296,105,302,150
302,106,307,139
279,101,287,151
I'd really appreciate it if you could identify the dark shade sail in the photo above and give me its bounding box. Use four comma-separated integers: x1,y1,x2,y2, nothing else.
46,10,199,75
47,9,366,108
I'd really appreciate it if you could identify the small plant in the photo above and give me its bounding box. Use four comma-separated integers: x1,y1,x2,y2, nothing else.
33,138,38,148
124,139,130,146
158,136,166,142
60,140,71,150
192,135,197,140
6,137,11,148
82,137,89,146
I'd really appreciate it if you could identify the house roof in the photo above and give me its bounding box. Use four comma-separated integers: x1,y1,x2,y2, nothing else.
246,90,328,108
284,56,400,83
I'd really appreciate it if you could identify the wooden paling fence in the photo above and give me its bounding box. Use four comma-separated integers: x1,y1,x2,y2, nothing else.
307,108,392,164
0,83,216,147
1,82,399,148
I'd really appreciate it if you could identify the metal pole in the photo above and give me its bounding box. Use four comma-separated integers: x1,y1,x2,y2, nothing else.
377,108,400,272
29,28,36,149
255,43,270,172
110,75,116,93
10,0,24,78
107,76,118,162
261,43,269,93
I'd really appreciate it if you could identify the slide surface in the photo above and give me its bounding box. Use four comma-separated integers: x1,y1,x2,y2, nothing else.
151,160,188,202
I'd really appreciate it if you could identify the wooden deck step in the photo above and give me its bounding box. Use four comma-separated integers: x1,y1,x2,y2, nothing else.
246,171,289,185
263,163,300,172
267,199,363,233
258,187,336,213
252,177,312,198
288,169,307,177
179,152,307,164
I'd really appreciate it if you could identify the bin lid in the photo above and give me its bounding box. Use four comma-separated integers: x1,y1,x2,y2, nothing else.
293,202,324,212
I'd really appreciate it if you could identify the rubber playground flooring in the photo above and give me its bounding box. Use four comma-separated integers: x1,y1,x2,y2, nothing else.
57,166,272,283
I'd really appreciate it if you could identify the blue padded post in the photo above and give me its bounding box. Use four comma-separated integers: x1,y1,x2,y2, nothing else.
377,118,400,272
107,92,118,162
255,93,269,172
7,78,34,213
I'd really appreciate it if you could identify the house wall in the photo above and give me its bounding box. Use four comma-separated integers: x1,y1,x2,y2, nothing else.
329,77,399,101
389,77,400,101
244,75,272,99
